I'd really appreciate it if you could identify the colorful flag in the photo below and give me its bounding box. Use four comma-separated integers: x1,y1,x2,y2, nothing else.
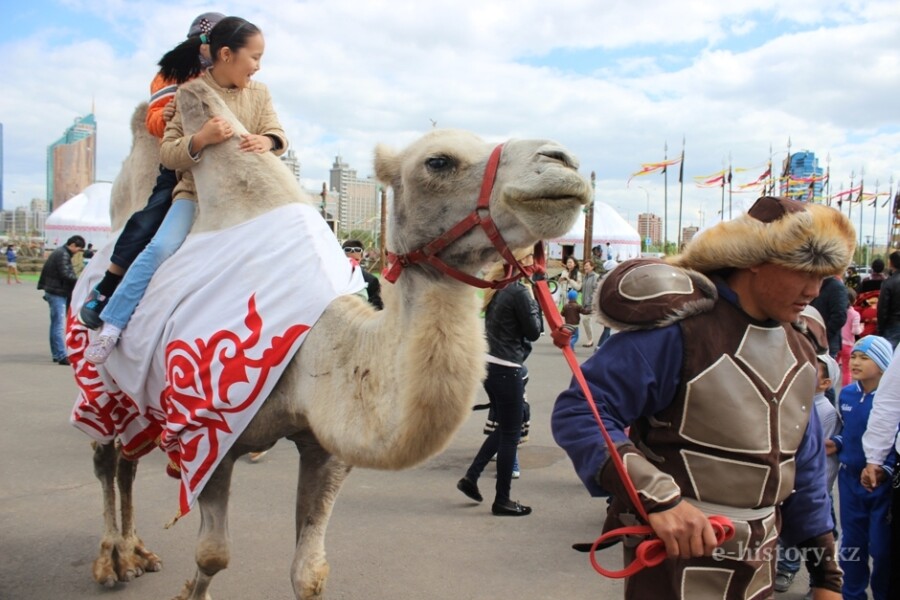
627,157,682,186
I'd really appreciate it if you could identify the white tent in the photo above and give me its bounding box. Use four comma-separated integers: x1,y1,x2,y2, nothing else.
45,182,112,250
548,201,642,261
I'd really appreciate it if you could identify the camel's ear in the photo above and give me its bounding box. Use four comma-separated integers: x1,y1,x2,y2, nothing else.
373,144,400,185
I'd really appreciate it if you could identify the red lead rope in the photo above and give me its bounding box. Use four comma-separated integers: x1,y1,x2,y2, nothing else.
530,274,735,578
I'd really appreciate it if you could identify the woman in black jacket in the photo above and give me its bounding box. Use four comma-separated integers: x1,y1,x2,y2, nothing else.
457,250,541,516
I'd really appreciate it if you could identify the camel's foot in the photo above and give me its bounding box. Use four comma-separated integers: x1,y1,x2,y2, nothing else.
172,579,212,600
92,536,162,587
296,557,330,600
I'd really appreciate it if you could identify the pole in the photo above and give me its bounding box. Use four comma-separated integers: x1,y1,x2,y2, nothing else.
677,137,685,251
380,186,388,266
872,180,879,262
663,141,668,254
584,171,595,264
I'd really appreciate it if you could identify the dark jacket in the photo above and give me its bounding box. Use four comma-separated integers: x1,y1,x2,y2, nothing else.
361,269,383,310
484,281,541,365
37,245,79,298
810,276,848,356
877,271,900,333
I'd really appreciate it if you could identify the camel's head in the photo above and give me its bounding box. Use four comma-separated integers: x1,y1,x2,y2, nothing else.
375,130,590,279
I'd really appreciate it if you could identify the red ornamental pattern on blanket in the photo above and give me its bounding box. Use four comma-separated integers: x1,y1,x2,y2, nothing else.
70,295,309,517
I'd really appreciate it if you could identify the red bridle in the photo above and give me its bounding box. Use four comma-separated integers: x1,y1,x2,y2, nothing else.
382,143,545,289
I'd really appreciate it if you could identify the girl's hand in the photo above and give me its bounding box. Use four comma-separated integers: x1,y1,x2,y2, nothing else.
196,116,234,149
239,133,273,153
162,99,176,123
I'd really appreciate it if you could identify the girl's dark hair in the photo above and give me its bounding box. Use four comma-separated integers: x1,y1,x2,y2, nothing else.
158,36,204,83
157,16,261,84
208,17,261,63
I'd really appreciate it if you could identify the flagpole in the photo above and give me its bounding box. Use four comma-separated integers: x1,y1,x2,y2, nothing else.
663,141,669,254
720,159,725,224
887,176,895,254
858,169,865,254
825,154,831,206
872,179,879,261
848,170,855,222
767,144,773,196
677,136,685,250
728,153,733,219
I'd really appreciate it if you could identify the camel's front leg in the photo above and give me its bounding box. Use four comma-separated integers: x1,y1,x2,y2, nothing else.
91,441,121,587
172,455,236,600
114,454,162,581
291,437,352,600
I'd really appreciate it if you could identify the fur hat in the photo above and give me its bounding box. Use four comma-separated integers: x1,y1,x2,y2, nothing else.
669,196,855,276
852,335,894,373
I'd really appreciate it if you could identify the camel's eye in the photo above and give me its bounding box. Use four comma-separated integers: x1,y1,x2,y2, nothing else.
425,155,454,172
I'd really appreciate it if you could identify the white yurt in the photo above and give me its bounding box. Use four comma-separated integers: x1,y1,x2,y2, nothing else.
45,182,113,250
548,201,641,261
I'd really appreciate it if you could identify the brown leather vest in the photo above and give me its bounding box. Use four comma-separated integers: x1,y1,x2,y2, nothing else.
630,297,818,508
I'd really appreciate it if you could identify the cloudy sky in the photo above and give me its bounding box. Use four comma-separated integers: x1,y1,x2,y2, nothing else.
2,0,899,243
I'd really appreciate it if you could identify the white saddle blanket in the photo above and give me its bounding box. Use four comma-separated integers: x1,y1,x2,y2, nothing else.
69,203,364,517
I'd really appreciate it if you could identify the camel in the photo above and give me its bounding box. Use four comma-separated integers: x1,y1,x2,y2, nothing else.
80,78,591,599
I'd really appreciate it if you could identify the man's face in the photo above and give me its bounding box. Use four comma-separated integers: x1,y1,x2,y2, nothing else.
742,263,823,323
584,262,594,273
68,243,84,254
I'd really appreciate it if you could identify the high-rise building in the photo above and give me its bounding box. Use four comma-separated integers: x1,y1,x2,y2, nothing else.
782,150,823,201
280,148,301,183
47,113,97,211
637,212,662,245
0,122,4,212
682,225,700,246
329,155,380,236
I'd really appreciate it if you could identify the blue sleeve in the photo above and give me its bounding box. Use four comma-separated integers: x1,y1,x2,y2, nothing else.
780,407,834,546
551,325,683,496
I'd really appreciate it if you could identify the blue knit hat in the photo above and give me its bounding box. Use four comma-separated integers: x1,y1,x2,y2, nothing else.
567,289,578,301
852,335,894,372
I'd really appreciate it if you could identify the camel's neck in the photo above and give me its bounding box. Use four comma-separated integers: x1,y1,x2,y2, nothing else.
191,144,313,233
300,269,487,469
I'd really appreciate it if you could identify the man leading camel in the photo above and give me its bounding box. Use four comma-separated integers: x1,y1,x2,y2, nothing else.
552,196,853,600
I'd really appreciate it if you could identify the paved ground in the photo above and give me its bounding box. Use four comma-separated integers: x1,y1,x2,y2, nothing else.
0,279,817,599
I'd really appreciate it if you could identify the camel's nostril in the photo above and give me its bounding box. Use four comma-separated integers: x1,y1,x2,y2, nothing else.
537,147,579,170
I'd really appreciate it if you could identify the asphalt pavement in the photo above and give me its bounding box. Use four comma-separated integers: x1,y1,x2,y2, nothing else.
0,280,815,599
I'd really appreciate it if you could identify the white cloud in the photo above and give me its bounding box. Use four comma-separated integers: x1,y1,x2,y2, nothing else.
2,0,899,243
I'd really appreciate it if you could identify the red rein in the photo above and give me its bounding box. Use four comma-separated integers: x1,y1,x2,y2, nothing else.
382,142,734,578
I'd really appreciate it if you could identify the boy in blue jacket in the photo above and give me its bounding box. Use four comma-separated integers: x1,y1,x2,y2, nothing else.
827,335,895,600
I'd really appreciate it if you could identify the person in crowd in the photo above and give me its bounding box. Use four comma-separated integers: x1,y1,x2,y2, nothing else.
861,341,900,598
810,274,848,358
876,251,900,347
79,12,226,330
580,259,598,347
775,354,842,596
595,259,618,350
552,196,850,599
84,16,288,365
839,287,863,385
845,265,861,291
557,255,582,310
342,239,383,310
457,249,540,517
561,289,583,349
37,235,86,365
859,258,887,293
827,335,895,600
857,289,880,338
6,244,22,284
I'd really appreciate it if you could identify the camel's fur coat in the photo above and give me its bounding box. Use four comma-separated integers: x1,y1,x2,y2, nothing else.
87,78,591,599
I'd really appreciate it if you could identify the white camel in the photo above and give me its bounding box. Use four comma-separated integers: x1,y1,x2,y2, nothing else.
82,78,591,600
